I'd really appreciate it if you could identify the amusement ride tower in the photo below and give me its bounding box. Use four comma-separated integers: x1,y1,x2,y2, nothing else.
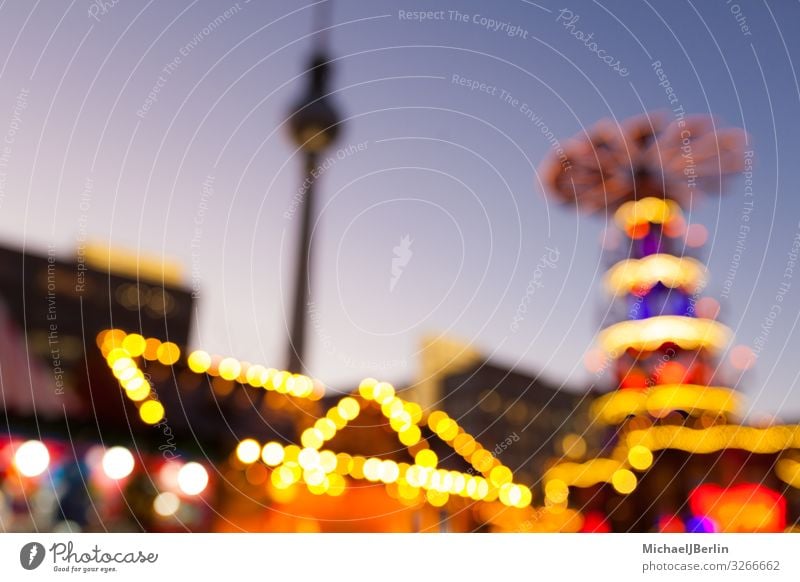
538,114,800,532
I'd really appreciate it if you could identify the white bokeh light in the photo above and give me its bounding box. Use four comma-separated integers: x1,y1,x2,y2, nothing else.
153,492,181,516
177,462,209,496
14,440,50,477
101,446,135,480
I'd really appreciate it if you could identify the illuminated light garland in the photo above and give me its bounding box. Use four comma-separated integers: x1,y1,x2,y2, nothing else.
99,331,159,415
234,377,530,509
100,330,326,435
775,458,800,489
99,333,532,510
190,350,323,400
590,390,645,424
590,384,741,425
626,425,800,455
604,254,707,295
544,458,624,489
259,445,530,505
646,384,739,418
599,316,731,355
614,197,682,230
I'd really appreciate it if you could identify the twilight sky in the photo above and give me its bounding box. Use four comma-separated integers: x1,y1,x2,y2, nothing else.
0,0,798,419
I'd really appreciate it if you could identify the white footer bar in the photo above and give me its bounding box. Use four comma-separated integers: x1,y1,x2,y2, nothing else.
1,533,798,580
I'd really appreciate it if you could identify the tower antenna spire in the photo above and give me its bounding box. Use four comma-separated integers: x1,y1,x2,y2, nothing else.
284,0,342,373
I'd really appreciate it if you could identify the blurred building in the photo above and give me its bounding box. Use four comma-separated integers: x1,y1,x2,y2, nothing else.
438,362,593,486
0,242,214,533
0,241,193,439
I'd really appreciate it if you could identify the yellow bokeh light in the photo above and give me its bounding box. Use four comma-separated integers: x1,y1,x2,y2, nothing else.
326,407,347,429
235,362,250,383
116,366,138,382
454,433,477,456
611,469,637,494
283,445,301,463
121,333,146,357
435,418,459,441
614,197,681,230
288,375,314,397
100,329,127,352
451,472,466,495
397,481,419,501
475,478,489,500
187,350,212,374
327,473,346,496
561,434,588,460
515,485,533,508
627,445,654,471
405,402,423,424
106,347,131,366
337,397,360,420
426,489,449,507
427,410,448,431
143,338,161,360
270,468,291,490
245,364,267,387
545,479,569,504
358,377,377,400
489,466,513,487
415,449,438,468
372,382,395,404
301,428,324,450
307,479,330,495
266,370,287,392
389,413,413,433
314,418,337,440
112,357,136,376
349,456,365,479
498,482,517,506
156,342,181,365
139,400,165,425
383,398,404,418
96,329,110,349
273,465,300,489
471,449,494,473
465,476,477,498
126,381,151,402
399,425,421,446
335,453,352,475
123,376,146,393
218,357,241,381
